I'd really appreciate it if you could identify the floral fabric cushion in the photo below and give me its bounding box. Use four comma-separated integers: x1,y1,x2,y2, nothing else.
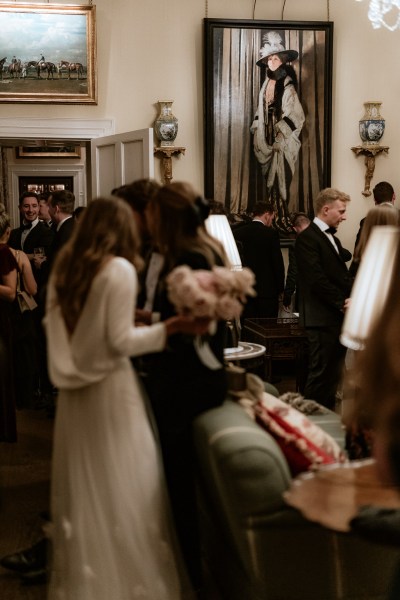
253,393,345,476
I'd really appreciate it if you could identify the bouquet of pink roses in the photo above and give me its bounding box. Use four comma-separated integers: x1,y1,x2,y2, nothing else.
166,265,256,320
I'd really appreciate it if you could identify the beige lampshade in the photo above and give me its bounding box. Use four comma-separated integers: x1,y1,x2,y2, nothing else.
205,214,242,271
340,225,400,351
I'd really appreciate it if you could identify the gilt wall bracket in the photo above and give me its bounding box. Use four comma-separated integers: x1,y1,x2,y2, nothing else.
154,146,186,184
351,145,389,197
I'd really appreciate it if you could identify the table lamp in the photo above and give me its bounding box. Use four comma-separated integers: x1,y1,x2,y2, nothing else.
340,225,400,351
205,214,242,349
205,214,242,271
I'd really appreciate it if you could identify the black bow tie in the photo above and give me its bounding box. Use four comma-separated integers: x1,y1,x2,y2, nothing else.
22,222,32,230
325,226,337,235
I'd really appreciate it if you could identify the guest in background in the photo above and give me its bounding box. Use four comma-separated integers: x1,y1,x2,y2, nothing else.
0,205,18,441
112,179,160,261
8,244,38,411
112,179,161,315
282,212,310,312
3,201,38,411
47,190,75,259
354,181,396,251
234,201,284,319
72,206,85,222
295,187,352,410
350,204,399,279
35,190,76,416
9,191,54,290
38,195,54,229
144,182,228,590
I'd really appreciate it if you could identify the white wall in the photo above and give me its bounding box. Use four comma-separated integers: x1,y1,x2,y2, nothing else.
1,0,399,252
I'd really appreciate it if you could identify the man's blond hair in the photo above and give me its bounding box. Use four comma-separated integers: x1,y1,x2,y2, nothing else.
314,187,350,215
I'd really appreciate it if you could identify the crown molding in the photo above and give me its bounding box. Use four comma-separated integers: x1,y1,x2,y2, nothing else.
0,117,115,141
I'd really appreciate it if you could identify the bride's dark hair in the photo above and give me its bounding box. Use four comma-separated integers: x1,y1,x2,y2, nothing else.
53,196,143,334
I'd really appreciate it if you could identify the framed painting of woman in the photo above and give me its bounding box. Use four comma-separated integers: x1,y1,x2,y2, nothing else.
204,19,333,238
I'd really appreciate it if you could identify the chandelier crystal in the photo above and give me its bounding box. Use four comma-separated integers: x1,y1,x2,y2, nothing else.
356,0,400,30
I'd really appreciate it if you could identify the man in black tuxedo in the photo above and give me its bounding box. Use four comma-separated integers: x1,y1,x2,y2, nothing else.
9,191,54,289
354,181,396,251
234,201,284,319
47,189,75,259
36,190,75,417
295,188,352,409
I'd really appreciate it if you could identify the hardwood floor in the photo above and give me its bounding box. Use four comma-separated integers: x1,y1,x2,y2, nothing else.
0,409,51,600
0,407,224,599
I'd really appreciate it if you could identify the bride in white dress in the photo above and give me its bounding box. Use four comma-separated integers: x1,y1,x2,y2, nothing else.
44,197,208,600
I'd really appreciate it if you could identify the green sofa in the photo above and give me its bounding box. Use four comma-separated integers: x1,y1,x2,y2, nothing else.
193,398,400,600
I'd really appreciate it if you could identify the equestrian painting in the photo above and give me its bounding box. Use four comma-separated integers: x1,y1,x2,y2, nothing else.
0,3,97,104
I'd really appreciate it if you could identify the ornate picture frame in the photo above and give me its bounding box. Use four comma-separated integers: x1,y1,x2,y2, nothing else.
0,3,97,104
204,19,333,237
16,145,81,159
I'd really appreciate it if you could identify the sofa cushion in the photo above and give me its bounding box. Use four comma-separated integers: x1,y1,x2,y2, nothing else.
254,401,337,476
258,393,345,461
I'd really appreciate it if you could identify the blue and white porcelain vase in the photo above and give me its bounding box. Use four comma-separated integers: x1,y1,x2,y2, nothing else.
154,100,178,147
359,101,385,146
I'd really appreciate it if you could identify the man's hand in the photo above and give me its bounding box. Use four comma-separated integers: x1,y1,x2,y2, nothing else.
32,256,47,270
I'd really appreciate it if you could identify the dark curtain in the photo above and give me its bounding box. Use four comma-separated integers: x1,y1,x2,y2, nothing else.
213,27,327,222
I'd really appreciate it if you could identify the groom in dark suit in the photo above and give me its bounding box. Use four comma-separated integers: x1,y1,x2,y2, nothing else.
234,201,285,319
295,188,352,409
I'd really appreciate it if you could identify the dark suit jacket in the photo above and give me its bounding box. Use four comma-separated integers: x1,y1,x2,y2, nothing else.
51,217,75,257
9,221,55,289
354,217,365,253
295,222,352,328
9,221,54,255
233,221,284,299
39,217,75,292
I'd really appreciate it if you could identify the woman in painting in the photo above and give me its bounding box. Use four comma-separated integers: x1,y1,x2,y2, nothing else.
251,31,305,233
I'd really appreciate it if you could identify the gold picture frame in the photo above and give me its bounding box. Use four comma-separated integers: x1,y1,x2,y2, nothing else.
0,3,97,104
16,146,82,159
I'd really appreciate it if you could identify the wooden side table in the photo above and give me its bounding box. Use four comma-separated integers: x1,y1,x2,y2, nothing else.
242,318,308,391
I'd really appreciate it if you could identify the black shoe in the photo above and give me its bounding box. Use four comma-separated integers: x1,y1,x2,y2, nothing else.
0,539,47,574
21,568,48,585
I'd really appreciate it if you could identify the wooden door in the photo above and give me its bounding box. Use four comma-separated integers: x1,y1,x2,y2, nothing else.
90,128,154,199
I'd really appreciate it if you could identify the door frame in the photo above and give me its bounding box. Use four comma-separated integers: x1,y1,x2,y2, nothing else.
0,118,115,226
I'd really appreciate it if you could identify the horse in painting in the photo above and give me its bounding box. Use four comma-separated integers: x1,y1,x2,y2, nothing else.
0,57,6,80
37,61,56,79
8,59,22,79
22,61,55,79
58,60,84,80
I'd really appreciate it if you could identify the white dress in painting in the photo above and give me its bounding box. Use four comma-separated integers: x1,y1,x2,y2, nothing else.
44,257,187,600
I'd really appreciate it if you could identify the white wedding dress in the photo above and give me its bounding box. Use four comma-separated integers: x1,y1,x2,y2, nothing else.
44,257,188,600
